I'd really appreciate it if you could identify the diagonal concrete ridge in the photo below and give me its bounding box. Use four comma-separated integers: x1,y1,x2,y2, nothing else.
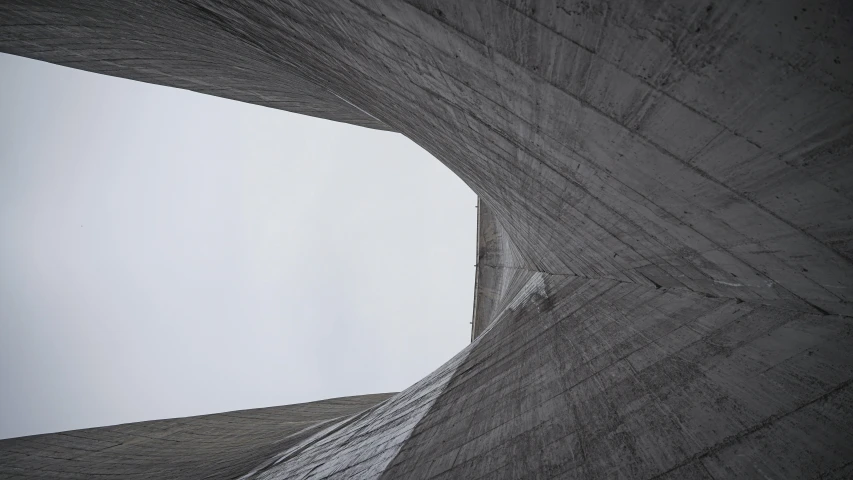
1,0,852,478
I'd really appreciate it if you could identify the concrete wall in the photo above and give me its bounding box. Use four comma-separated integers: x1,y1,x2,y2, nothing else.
0,394,394,479
1,1,851,478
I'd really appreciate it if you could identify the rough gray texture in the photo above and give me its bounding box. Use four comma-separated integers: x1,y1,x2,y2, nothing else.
1,0,852,478
0,2,390,130
0,393,394,479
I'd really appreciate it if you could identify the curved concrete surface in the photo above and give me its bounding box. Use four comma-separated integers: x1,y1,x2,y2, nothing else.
0,393,394,479
1,1,852,479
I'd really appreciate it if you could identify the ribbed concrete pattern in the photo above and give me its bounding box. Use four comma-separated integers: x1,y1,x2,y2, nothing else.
1,0,852,479
4,0,845,315
0,394,394,479
383,272,853,479
241,332,477,479
471,200,536,338
0,2,390,130
236,246,853,479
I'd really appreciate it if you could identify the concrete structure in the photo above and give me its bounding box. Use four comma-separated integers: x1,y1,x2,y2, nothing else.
0,394,394,479
2,1,852,478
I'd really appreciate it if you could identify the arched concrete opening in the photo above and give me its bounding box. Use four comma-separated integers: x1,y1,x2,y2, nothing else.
1,1,851,478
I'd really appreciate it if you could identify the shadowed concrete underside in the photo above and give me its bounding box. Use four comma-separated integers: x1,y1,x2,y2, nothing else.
1,0,852,479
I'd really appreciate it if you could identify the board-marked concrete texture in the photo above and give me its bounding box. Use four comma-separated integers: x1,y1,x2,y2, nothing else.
1,0,852,478
0,394,394,479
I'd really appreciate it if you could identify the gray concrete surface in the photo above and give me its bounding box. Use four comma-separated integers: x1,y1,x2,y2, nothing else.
0,393,394,479
1,0,852,478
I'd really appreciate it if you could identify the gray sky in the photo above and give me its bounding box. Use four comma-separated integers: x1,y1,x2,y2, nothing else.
0,53,476,440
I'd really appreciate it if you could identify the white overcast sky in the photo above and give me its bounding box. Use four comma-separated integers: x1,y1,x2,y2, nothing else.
0,52,476,440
